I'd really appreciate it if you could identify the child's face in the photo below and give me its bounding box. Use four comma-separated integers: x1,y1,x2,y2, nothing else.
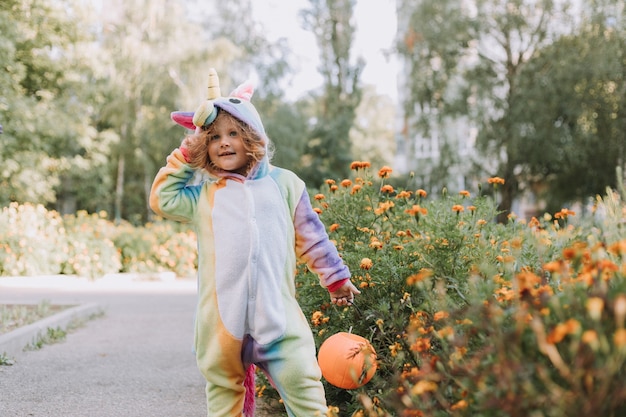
207,116,249,175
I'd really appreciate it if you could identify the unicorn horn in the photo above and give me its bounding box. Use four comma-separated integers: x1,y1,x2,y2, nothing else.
206,68,221,99
193,68,221,127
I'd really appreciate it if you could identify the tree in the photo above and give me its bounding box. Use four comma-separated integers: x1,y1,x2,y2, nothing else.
350,85,396,169
396,0,573,221
0,0,111,209
95,0,242,222
299,0,364,187
512,10,626,212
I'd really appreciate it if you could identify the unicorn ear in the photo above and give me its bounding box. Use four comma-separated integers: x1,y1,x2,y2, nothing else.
171,111,196,130
229,80,255,101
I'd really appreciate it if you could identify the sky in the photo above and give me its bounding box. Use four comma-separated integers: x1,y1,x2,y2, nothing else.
251,0,399,101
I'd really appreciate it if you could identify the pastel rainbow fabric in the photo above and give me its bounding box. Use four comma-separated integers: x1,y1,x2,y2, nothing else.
150,72,350,416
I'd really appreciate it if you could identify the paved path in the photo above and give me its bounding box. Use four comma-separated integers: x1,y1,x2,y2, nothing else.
0,276,208,417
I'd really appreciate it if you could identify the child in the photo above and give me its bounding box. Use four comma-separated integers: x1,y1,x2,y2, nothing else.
149,68,360,417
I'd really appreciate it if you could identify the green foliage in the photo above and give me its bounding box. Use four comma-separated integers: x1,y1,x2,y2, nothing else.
113,219,197,278
0,204,196,279
61,210,122,279
0,300,69,335
299,0,364,188
0,0,106,206
0,203,70,276
26,326,67,351
513,22,626,211
396,0,626,217
287,163,626,416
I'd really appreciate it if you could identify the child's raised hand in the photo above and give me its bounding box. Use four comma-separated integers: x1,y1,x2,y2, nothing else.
329,280,361,306
179,138,192,162
181,137,192,150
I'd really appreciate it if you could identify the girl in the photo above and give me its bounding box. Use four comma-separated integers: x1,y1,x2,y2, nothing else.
150,69,360,417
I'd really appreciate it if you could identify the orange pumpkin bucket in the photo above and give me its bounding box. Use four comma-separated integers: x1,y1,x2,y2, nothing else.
317,332,378,389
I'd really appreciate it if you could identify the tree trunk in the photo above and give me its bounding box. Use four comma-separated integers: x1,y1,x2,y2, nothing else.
114,154,125,224
496,179,515,224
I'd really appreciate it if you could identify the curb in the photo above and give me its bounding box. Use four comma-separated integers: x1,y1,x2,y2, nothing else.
0,302,103,359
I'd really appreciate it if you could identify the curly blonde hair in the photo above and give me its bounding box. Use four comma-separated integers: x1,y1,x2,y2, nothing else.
184,111,269,177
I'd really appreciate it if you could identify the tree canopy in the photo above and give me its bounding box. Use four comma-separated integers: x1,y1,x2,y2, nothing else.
396,0,625,219
2,0,622,221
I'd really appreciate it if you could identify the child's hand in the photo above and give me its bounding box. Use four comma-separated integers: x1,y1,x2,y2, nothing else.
329,280,361,306
180,138,192,162
181,137,192,150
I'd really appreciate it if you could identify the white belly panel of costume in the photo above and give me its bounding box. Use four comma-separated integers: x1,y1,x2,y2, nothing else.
212,177,289,345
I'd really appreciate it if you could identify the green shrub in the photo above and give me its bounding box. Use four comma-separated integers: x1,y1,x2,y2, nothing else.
293,164,626,417
0,205,196,279
0,203,69,276
112,219,197,278
61,210,122,279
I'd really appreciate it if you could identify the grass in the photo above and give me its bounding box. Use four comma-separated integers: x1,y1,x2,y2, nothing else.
0,300,105,365
0,301,73,335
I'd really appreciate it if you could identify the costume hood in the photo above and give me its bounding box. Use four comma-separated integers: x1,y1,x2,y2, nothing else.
171,68,269,179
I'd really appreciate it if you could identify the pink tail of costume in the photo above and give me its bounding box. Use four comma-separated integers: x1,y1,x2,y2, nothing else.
243,364,256,417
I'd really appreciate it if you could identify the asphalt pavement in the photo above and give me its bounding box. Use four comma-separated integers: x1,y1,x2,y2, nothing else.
0,275,208,417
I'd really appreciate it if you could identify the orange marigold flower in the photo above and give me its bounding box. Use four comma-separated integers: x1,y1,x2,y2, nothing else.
451,400,468,411
311,311,324,326
564,318,581,334
405,205,428,216
340,179,352,188
360,257,373,270
410,337,431,352
459,190,470,197
389,342,402,357
582,330,599,349
416,189,427,197
350,161,371,170
381,184,395,193
329,223,340,232
452,204,465,213
614,295,626,328
495,287,515,302
437,326,454,339
587,297,604,321
313,207,322,215
369,239,383,250
467,205,476,212
406,268,433,285
488,176,505,185
516,270,541,293
547,323,569,344
411,380,437,395
396,190,412,199
351,184,362,195
614,329,626,347
433,311,449,321
608,240,626,256
554,208,576,219
562,248,577,259
378,166,393,178
359,281,369,288
325,179,336,185
374,201,395,215
314,193,325,200
528,217,541,228
330,185,338,192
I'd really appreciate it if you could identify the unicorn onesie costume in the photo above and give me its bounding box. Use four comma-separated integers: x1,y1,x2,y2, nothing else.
150,69,351,416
